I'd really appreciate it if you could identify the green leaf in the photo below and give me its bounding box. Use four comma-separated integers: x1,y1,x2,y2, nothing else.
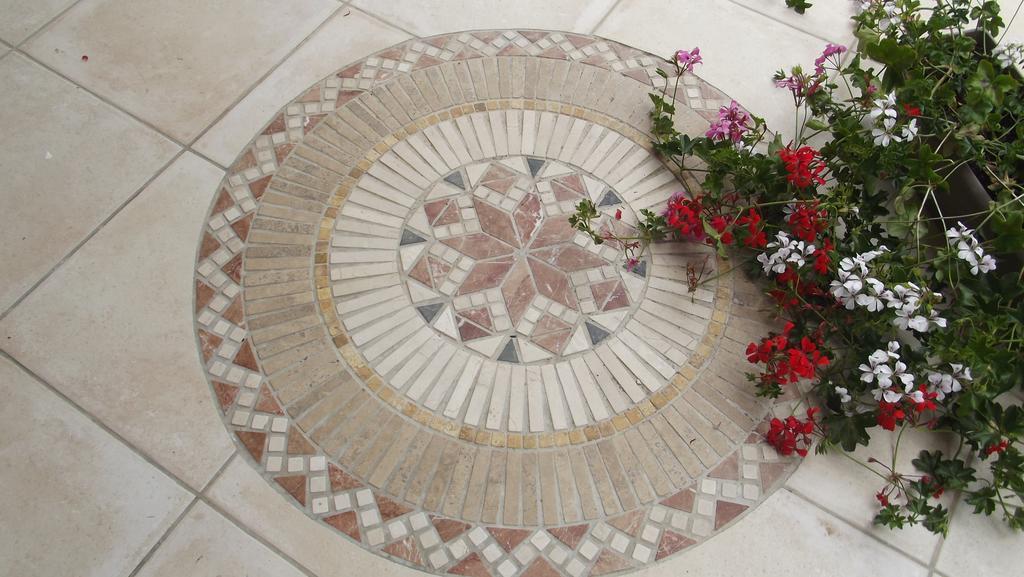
865,38,916,75
824,412,873,452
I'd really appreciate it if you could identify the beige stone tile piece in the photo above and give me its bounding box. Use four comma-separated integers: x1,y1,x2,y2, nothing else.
596,0,834,141
351,0,619,37
207,457,427,577
194,8,410,166
0,53,179,312
0,0,74,44
23,0,338,142
0,356,192,577
937,472,1024,577
0,152,234,489
631,489,928,577
133,501,306,577
786,427,950,564
728,0,857,44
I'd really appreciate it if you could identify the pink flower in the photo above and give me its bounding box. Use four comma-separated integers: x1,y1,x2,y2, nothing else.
675,47,702,72
625,257,640,271
705,100,752,143
814,43,847,75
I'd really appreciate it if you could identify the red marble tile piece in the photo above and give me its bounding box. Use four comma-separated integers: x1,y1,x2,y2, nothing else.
472,31,503,43
338,64,363,78
497,44,529,57
254,386,284,415
377,47,405,60
760,461,790,491
383,536,424,566
287,428,316,455
459,307,494,330
551,174,585,200
199,233,220,260
222,297,244,325
457,258,514,295
222,254,243,284
534,330,571,354
624,68,652,86
213,188,235,214
474,199,520,248
376,494,413,521
336,90,361,107
513,193,543,245
438,202,462,226
262,114,286,135
487,527,532,552
521,558,560,577
529,219,576,249
661,488,696,512
590,279,618,308
275,143,295,165
234,149,258,171
432,517,472,542
547,524,589,550
211,381,238,413
425,199,453,225
231,213,254,241
275,475,307,506
452,48,480,61
607,509,644,536
518,31,548,42
248,175,271,199
425,36,449,49
236,431,266,463
328,464,364,491
538,47,569,60
302,115,325,135
427,256,453,286
198,329,222,362
234,340,259,372
299,85,321,103
413,53,445,71
324,511,361,541
531,245,606,272
714,500,749,530
655,530,696,560
408,255,433,288
533,314,571,335
448,553,493,577
590,550,632,576
709,453,739,480
581,54,613,69
565,34,595,49
442,234,515,260
527,257,578,310
602,283,629,311
500,260,535,324
457,317,491,341
195,280,215,312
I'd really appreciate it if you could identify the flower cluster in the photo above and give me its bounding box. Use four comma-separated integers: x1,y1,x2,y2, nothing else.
787,202,829,243
869,92,918,147
766,408,819,457
663,193,705,240
705,100,752,143
746,324,830,390
814,43,847,75
736,208,767,248
946,222,997,275
757,231,817,275
926,364,972,401
860,341,915,403
778,146,827,188
674,47,702,73
829,247,888,310
994,42,1024,70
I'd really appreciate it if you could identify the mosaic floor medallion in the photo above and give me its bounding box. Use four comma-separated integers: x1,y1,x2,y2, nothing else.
194,30,802,577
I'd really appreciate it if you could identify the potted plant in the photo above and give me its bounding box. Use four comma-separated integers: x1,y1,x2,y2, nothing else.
572,0,1024,533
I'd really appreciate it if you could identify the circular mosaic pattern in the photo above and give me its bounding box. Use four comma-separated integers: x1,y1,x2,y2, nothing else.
194,30,803,577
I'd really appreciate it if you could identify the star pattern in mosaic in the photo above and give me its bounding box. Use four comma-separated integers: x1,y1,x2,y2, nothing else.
398,156,644,362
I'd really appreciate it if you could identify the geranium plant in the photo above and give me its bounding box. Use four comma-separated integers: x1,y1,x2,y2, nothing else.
570,0,1024,533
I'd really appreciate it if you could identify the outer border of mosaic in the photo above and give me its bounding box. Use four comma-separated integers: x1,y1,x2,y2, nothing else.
193,30,804,577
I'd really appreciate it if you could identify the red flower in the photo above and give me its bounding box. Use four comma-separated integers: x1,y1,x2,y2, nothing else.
877,401,906,431
778,146,827,188
902,103,921,117
737,207,767,248
875,490,890,507
813,238,834,274
664,194,705,240
910,385,939,413
766,407,818,457
614,208,622,220
984,439,1010,456
788,202,828,243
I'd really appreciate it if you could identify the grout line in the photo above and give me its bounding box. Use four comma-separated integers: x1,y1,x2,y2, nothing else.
352,4,420,38
126,498,200,577
723,0,842,45
12,0,86,51
587,0,626,35
185,1,352,150
783,487,933,570
0,147,186,322
0,349,324,577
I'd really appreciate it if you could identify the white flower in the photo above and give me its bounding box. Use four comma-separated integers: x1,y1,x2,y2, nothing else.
927,363,972,401
872,119,902,147
900,118,918,141
861,341,912,402
830,270,863,309
757,231,815,275
947,221,997,275
855,277,891,312
994,43,1024,70
835,386,852,404
976,254,997,274
945,221,972,241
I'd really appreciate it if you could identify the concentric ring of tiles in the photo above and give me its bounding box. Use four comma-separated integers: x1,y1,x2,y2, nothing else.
194,30,803,577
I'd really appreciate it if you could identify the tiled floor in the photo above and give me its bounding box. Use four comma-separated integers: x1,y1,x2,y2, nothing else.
1,2,1022,577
